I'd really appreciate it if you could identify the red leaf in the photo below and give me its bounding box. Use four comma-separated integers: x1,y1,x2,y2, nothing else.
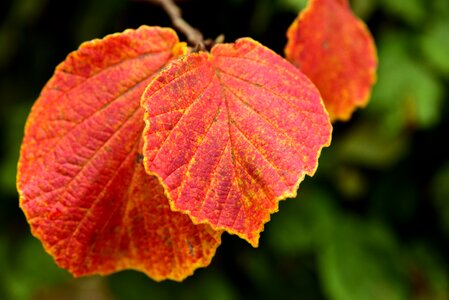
17,26,221,281
141,38,332,247
285,0,377,121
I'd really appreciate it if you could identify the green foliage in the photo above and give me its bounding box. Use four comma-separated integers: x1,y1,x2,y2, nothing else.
377,0,425,25
318,218,408,300
277,0,308,12
268,188,337,254
333,121,409,169
0,236,70,300
369,31,443,133
109,270,239,300
1,0,448,299
420,19,449,77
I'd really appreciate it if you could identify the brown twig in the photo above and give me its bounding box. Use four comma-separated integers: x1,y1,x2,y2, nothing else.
150,0,205,49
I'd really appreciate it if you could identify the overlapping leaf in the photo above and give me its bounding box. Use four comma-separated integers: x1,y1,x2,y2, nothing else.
17,26,221,281
285,0,377,121
141,38,332,247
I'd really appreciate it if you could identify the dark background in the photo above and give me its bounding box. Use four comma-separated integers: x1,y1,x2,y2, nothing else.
1,0,449,299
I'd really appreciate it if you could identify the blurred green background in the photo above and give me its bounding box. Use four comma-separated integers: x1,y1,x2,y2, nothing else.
1,0,448,299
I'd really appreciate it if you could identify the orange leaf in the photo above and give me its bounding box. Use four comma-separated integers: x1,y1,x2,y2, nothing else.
17,26,221,281
141,38,332,247
285,0,377,121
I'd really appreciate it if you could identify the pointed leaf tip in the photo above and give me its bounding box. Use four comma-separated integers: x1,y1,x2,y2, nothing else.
17,25,221,281
142,38,332,247
285,0,378,121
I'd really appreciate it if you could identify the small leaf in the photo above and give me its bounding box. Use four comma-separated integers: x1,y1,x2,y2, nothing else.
420,19,449,76
334,120,408,169
318,218,408,300
369,32,443,132
141,38,332,247
378,0,425,26
285,0,377,121
267,187,337,255
278,0,308,12
406,243,449,300
17,26,221,281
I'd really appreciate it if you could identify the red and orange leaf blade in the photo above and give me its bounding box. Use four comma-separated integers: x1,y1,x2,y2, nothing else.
285,0,377,121
17,26,221,281
142,38,332,247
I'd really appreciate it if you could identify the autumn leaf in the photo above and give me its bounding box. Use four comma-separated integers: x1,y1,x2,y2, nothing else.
141,38,332,247
285,0,377,121
17,26,221,281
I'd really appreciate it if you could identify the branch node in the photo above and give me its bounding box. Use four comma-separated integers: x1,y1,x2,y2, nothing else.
151,0,205,48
